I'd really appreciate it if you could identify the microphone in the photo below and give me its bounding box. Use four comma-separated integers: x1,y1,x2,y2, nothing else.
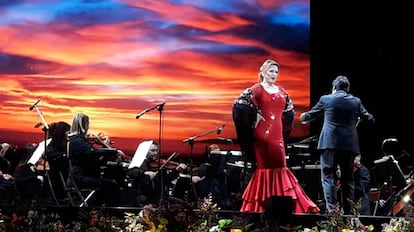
157,102,166,110
29,99,41,111
217,124,225,135
34,122,43,128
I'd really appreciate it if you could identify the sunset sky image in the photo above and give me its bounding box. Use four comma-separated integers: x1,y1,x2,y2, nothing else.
0,0,310,157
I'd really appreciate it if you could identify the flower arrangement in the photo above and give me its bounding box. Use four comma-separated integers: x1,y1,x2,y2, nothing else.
303,199,374,232
122,194,256,232
1,195,413,232
0,194,268,232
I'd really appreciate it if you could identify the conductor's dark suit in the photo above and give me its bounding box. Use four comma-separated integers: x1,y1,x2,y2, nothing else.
301,88,374,214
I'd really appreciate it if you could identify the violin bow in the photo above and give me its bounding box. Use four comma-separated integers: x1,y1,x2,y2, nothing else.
158,152,178,171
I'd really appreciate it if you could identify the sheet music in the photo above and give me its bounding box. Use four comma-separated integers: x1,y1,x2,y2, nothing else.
27,138,52,165
128,140,153,169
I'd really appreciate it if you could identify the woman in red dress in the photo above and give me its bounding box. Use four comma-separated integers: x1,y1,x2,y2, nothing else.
232,59,320,213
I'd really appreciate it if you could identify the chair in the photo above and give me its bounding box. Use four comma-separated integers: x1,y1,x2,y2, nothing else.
58,168,95,207
64,170,96,207
63,141,96,207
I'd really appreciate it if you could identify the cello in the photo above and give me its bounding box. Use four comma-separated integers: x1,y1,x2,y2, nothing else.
392,180,414,216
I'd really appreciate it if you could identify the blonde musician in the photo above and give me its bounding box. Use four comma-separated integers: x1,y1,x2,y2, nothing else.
0,142,10,158
67,112,125,206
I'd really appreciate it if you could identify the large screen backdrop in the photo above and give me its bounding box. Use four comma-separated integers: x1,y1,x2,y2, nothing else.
0,0,310,157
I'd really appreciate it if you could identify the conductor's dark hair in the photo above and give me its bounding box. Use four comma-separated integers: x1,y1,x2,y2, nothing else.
332,75,350,92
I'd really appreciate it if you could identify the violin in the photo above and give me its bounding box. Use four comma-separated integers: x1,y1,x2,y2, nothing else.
149,159,181,170
149,159,200,175
87,132,114,148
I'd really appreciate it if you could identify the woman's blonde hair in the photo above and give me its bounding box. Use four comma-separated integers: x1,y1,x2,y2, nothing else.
258,59,279,82
69,112,89,136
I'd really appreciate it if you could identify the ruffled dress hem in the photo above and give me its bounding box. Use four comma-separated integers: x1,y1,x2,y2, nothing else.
240,167,320,213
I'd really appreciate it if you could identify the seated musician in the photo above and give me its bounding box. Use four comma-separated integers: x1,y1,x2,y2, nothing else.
67,112,125,206
45,121,71,200
195,144,228,207
0,141,16,202
126,140,187,207
0,142,11,173
14,143,43,201
353,154,371,215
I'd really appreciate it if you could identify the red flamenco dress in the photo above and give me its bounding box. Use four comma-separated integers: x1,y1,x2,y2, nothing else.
239,84,320,213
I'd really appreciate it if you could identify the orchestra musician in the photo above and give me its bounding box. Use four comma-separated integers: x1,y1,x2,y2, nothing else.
13,143,44,201
353,154,371,215
195,144,227,207
126,140,188,207
0,141,15,202
0,142,11,173
44,121,71,201
67,112,125,207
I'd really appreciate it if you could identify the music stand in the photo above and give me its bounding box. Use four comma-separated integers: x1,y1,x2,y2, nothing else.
27,139,52,166
374,155,406,191
128,140,153,169
29,102,59,205
126,140,152,206
372,155,407,216
210,150,243,204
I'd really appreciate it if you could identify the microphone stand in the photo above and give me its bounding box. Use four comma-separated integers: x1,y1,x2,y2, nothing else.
32,105,59,205
156,103,166,202
182,125,223,202
135,102,167,204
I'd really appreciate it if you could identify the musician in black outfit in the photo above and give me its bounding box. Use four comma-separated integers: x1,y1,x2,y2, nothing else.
126,140,187,206
0,142,12,174
353,154,371,215
67,112,125,206
13,143,43,201
45,121,71,200
194,144,228,207
0,142,16,204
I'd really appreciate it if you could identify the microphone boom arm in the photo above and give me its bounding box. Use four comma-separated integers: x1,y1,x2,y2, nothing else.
136,102,165,119
182,124,224,143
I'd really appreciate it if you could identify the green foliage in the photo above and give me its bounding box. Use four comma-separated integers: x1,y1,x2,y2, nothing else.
1,195,413,232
